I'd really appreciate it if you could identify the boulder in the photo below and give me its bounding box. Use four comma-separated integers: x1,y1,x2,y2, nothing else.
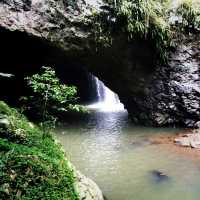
73,167,104,200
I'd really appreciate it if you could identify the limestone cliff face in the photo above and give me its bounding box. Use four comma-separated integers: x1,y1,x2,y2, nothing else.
0,0,101,55
127,36,200,127
0,0,199,127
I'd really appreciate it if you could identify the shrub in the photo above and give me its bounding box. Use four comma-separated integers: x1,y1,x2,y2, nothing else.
175,0,200,33
21,66,87,129
117,0,171,62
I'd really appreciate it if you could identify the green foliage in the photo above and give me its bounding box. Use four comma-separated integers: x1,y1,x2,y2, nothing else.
86,0,200,63
90,10,113,48
0,101,13,115
0,101,78,200
26,66,77,112
89,0,172,63
175,0,200,33
22,66,87,129
117,0,171,62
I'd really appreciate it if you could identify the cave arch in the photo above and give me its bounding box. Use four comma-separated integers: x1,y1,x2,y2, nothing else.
0,25,157,121
1,26,199,127
0,28,96,104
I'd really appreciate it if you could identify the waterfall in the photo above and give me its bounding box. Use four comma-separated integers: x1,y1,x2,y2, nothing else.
87,76,125,112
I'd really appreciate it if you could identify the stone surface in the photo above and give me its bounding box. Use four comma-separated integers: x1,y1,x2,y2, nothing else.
175,131,200,149
127,36,200,127
150,170,170,183
0,0,101,55
0,0,157,120
73,167,104,200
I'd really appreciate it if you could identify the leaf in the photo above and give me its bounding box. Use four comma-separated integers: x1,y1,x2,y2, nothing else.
16,190,22,198
10,173,17,181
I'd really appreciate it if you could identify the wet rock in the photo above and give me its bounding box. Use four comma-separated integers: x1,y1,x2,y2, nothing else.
175,133,200,149
174,137,190,147
0,0,104,56
73,167,104,200
190,140,200,149
150,170,170,183
131,138,151,148
0,0,157,124
129,36,200,127
195,121,200,129
154,113,169,125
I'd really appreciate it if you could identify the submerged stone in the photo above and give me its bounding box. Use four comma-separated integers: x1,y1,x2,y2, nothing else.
150,170,170,183
174,137,190,147
131,138,152,148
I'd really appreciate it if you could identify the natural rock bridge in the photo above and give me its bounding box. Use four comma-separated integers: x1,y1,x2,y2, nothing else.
0,0,199,127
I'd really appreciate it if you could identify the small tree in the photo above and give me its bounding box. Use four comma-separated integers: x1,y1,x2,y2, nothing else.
22,66,86,131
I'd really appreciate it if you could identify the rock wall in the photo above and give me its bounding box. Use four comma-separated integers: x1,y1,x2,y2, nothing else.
127,36,200,127
0,0,99,55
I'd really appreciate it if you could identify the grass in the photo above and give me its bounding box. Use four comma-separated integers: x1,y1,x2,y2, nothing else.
0,101,78,200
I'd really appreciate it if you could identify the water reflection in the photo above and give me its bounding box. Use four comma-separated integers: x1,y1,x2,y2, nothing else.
56,112,200,200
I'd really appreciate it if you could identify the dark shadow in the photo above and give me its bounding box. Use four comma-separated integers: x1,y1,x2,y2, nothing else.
0,27,97,106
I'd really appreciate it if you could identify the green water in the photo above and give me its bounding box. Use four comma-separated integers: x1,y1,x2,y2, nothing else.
55,112,200,200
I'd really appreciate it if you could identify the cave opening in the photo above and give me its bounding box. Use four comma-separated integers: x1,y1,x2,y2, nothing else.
0,27,124,111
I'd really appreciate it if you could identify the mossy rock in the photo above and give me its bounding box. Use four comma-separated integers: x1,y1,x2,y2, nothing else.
0,101,78,200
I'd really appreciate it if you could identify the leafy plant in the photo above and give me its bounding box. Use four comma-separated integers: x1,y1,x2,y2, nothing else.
119,0,172,62
90,10,114,48
21,66,86,131
175,0,200,33
88,0,172,63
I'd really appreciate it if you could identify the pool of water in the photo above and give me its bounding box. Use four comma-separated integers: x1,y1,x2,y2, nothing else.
55,111,200,200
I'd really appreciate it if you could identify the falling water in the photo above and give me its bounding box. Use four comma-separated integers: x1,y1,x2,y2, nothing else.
87,76,125,112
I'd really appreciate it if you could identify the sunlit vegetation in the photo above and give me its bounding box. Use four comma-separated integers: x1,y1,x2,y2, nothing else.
87,0,200,63
117,0,171,62
0,101,78,199
88,0,172,63
174,0,200,33
20,66,87,130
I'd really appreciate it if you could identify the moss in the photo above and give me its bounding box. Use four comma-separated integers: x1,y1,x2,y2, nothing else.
0,101,78,200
